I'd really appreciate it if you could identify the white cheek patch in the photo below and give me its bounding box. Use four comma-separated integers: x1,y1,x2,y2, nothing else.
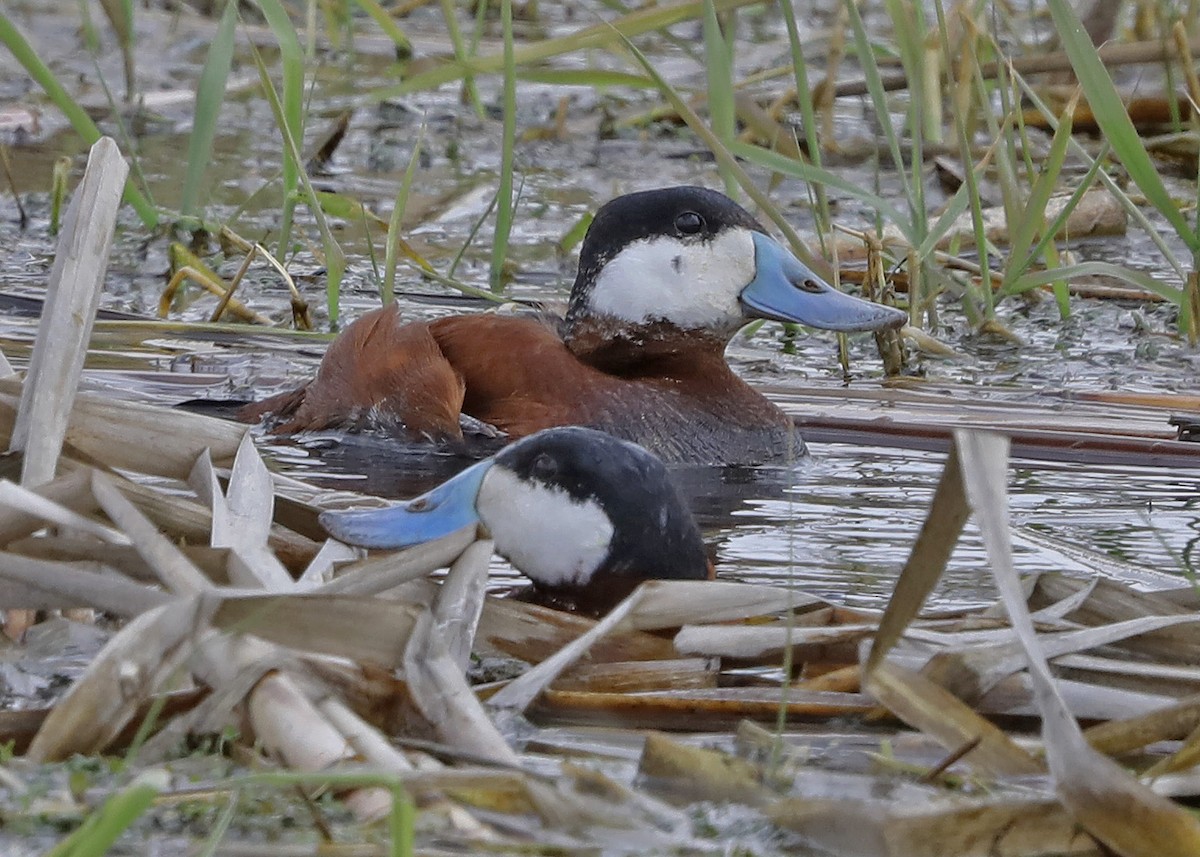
476,468,614,588
587,227,758,329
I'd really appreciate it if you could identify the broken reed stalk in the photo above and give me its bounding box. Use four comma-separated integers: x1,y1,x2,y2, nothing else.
3,137,127,638
10,137,126,487
2,405,1200,849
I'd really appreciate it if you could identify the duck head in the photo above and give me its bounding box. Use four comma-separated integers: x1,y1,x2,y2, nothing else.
563,186,904,349
319,427,710,613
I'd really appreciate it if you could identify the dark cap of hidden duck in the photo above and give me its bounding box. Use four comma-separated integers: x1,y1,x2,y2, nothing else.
241,186,905,465
319,426,712,614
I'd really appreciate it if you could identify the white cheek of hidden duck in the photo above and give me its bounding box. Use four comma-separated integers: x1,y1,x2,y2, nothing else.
476,466,614,588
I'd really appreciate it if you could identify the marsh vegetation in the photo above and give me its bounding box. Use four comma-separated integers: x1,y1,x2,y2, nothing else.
1,0,1200,854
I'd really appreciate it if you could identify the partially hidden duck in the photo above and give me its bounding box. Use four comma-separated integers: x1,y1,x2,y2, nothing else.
320,426,711,614
241,186,905,465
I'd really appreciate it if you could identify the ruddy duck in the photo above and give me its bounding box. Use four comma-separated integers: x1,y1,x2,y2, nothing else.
242,186,904,465
320,426,711,613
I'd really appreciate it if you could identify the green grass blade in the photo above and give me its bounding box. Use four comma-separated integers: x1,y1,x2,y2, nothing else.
0,12,157,226
558,211,593,256
915,180,973,260
1186,272,1199,345
622,36,826,271
1192,107,1200,342
985,66,1024,238
439,0,483,117
389,785,415,857
469,0,488,61
373,0,761,99
1046,0,1200,253
1002,96,1075,291
181,0,237,220
1007,142,1110,315
843,0,917,237
1006,261,1184,303
778,0,829,236
702,0,737,197
248,37,346,324
76,23,160,222
50,155,70,235
1014,71,1188,285
490,0,518,292
881,0,929,227
311,190,386,224
252,0,305,257
99,0,135,101
196,790,239,857
729,140,909,232
515,68,656,88
882,0,932,137
384,129,425,305
353,0,413,59
597,0,703,62
46,770,167,857
449,185,499,280
936,0,993,320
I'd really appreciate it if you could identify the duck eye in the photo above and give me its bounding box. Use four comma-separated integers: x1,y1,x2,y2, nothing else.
530,453,559,481
674,211,704,235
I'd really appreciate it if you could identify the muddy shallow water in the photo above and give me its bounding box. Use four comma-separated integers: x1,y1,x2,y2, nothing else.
1,1,1199,611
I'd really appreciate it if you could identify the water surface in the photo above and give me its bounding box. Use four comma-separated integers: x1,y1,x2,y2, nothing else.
1,0,1198,611
256,426,1200,608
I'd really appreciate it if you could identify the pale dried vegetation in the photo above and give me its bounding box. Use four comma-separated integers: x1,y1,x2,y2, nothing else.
2,140,1200,857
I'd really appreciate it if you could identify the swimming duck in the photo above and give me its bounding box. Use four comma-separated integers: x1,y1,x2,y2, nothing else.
241,186,905,465
319,426,711,614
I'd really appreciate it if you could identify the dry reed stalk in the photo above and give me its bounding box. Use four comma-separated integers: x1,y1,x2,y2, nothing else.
431,537,493,669
10,138,126,486
3,137,127,638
